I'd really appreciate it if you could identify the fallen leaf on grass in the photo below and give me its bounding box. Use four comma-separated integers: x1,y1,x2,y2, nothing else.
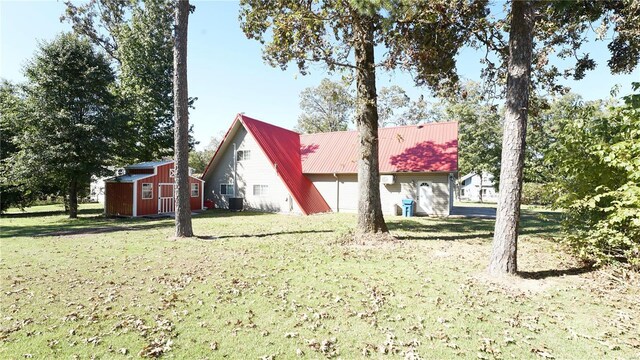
531,347,555,359
139,337,173,358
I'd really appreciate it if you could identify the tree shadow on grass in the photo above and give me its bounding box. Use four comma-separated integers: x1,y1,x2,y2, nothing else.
1,207,104,218
387,210,562,242
0,209,276,239
0,219,174,239
197,230,333,241
519,264,596,279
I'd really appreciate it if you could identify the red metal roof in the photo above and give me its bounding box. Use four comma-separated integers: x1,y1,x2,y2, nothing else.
300,122,458,173
239,115,331,215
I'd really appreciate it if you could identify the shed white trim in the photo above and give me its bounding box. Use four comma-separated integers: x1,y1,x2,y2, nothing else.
132,180,138,217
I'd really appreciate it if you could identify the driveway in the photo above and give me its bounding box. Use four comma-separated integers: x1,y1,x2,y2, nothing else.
450,205,496,219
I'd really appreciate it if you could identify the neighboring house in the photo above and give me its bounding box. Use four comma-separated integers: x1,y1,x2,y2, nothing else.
104,160,204,217
202,114,458,216
458,172,498,202
89,175,107,203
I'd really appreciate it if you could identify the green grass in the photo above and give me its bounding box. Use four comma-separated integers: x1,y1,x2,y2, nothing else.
1,206,638,359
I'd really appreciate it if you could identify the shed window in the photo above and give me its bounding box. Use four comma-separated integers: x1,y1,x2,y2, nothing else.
142,183,153,199
237,150,251,161
220,184,234,196
191,183,199,197
253,184,268,196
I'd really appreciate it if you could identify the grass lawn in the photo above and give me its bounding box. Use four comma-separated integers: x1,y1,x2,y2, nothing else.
1,205,638,359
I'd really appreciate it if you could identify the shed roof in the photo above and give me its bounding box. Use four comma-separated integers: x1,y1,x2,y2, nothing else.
125,160,173,169
105,174,154,183
300,122,458,174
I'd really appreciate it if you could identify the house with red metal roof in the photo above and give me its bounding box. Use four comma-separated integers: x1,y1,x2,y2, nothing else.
202,114,458,216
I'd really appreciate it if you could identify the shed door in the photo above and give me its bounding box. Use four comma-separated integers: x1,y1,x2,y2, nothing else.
158,184,175,214
419,182,433,214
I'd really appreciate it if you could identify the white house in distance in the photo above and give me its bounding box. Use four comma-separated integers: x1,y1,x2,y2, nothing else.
201,114,459,216
458,172,498,202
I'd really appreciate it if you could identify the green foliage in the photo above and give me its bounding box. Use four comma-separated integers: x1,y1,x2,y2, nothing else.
63,0,196,162
294,79,438,133
3,33,122,216
0,81,35,211
547,85,640,268
377,86,437,127
521,183,554,206
239,0,487,92
295,79,353,134
433,82,502,182
188,133,222,174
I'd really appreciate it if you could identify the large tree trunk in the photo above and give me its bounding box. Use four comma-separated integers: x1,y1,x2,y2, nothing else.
489,1,534,276
353,15,388,234
68,178,78,219
173,0,193,238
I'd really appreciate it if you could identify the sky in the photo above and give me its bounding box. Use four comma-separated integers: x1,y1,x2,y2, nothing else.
1,0,638,151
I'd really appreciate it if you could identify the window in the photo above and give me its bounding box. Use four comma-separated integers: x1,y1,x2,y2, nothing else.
461,189,465,196
191,183,199,197
481,188,488,196
169,169,176,178
220,184,234,196
237,150,251,161
142,183,153,199
253,184,268,196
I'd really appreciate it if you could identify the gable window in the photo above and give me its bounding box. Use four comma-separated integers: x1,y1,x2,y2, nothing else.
191,183,199,197
169,169,176,178
142,183,153,199
220,184,234,196
253,184,268,196
237,150,251,162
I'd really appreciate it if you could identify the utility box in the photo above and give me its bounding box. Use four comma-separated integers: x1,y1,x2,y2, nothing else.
229,197,243,211
402,199,415,217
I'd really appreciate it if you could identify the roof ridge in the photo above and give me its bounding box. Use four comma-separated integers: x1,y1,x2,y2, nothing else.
239,113,301,136
299,120,459,137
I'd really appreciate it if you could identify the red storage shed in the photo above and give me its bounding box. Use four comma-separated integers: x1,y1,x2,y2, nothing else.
105,160,205,217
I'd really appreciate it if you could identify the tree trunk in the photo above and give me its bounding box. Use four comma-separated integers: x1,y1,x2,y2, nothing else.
68,178,78,219
173,0,193,238
353,15,388,234
489,1,534,276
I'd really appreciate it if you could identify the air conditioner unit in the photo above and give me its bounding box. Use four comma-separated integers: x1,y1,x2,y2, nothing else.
380,175,395,184
115,168,126,176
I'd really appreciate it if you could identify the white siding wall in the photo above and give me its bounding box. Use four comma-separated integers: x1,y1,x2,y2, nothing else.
460,172,498,202
307,173,451,216
203,127,301,214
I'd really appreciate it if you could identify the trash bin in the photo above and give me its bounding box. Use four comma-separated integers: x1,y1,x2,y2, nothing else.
402,199,415,217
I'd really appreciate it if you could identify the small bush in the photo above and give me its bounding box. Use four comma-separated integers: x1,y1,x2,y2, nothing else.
521,183,554,206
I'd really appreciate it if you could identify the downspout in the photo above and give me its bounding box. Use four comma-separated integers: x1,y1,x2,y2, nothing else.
233,142,237,196
333,173,339,213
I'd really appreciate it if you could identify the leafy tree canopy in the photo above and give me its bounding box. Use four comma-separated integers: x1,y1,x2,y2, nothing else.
3,33,123,217
295,78,353,134
62,0,196,163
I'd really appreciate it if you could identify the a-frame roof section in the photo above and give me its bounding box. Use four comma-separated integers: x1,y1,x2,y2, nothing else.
202,114,331,215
